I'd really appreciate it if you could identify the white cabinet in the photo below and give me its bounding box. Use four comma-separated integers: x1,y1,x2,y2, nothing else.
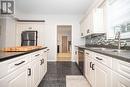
29,49,48,87
87,8,104,35
0,65,29,87
80,8,104,37
0,49,48,87
112,58,130,87
84,50,95,87
85,50,130,87
94,61,112,87
112,71,130,87
80,19,86,37
29,58,41,87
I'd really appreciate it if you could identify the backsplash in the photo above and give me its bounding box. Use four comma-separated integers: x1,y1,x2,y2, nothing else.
85,34,130,47
85,34,106,45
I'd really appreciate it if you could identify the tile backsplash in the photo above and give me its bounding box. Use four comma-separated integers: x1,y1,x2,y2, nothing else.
85,34,130,47
85,34,106,45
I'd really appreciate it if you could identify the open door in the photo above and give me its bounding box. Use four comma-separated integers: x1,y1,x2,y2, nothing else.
62,36,67,53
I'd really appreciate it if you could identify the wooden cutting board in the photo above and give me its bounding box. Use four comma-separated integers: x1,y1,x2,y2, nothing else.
1,46,43,52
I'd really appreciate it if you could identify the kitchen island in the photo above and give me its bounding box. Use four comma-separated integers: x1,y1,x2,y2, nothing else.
0,47,48,87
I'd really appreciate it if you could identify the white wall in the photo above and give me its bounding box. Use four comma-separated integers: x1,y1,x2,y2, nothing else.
16,14,85,61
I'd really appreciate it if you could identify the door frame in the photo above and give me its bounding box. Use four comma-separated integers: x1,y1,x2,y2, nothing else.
56,25,72,61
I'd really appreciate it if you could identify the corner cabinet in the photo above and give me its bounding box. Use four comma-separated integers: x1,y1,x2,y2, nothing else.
84,50,130,87
0,48,48,87
80,8,104,37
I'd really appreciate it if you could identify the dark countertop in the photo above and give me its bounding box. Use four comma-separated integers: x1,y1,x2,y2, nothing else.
76,45,130,63
0,47,47,62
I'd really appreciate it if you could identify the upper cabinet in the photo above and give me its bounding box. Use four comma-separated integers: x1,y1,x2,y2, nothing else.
80,8,105,37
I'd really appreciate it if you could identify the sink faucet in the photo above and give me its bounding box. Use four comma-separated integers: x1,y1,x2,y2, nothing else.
115,32,121,50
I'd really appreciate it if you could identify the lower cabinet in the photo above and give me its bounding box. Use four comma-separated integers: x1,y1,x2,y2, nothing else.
29,59,41,87
94,61,112,87
87,58,95,87
0,49,48,87
29,49,48,87
0,66,29,87
112,71,130,87
84,50,130,87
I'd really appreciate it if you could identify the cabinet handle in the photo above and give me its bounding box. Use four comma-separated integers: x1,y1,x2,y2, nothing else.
40,59,44,65
40,60,42,65
90,62,92,68
42,59,44,64
92,64,95,70
47,49,49,51
96,57,103,60
86,52,89,55
35,54,40,57
15,61,25,66
44,51,47,52
28,68,31,76
87,29,90,33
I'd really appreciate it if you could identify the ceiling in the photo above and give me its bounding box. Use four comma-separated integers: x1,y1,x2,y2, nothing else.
15,0,94,15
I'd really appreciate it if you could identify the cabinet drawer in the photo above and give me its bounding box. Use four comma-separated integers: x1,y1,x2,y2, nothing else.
8,54,30,73
112,59,130,79
94,53,112,68
0,54,30,79
112,71,130,87
85,50,94,59
31,50,43,61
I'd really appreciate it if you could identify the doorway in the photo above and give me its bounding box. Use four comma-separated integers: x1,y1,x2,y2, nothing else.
57,25,72,61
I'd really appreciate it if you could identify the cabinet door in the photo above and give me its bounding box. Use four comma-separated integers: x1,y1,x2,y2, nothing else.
80,21,85,37
0,66,29,87
30,59,40,87
43,50,47,76
87,58,95,87
94,61,112,87
112,71,130,87
9,71,28,87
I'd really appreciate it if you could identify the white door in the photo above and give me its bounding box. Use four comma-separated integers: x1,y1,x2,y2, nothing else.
112,71,130,87
94,61,112,87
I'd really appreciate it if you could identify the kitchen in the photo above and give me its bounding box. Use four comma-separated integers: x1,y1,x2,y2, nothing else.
0,0,130,87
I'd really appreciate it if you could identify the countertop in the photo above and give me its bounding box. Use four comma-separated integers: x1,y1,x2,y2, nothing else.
76,45,130,63
0,47,47,62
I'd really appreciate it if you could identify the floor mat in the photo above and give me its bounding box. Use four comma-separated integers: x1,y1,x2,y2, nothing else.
66,75,91,87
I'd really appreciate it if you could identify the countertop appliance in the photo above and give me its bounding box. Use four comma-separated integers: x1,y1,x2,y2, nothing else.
21,31,38,46
78,48,84,74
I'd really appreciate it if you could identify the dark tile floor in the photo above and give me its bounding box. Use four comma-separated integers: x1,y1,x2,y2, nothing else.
38,62,82,87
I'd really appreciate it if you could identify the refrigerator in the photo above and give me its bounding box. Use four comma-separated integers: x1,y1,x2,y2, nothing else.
21,31,38,46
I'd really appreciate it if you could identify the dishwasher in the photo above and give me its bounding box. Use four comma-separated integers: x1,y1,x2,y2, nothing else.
78,48,84,74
